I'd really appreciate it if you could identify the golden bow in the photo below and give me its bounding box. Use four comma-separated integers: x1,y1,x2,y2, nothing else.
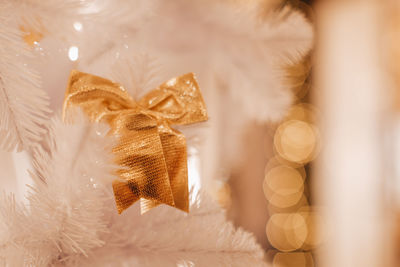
63,70,208,214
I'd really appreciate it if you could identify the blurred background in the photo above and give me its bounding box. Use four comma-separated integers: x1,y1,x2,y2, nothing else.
222,0,318,266
221,0,400,266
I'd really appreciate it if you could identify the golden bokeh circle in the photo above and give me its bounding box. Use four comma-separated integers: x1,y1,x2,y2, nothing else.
266,213,308,252
274,120,319,164
265,157,306,179
267,195,309,215
299,209,327,250
263,165,305,208
273,252,314,267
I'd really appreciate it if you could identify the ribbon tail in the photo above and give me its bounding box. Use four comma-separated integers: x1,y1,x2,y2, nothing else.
160,125,189,212
111,111,175,213
140,126,189,213
113,179,141,214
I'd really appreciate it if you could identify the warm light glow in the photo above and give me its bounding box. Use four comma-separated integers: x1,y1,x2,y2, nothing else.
265,156,307,177
266,213,308,252
299,208,327,250
267,195,309,215
217,182,232,209
274,120,318,164
68,46,79,61
273,252,314,267
264,165,304,208
286,103,318,123
187,147,201,197
73,22,83,32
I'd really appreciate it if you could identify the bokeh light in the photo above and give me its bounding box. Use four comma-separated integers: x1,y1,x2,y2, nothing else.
267,195,309,215
264,156,307,178
285,103,318,123
299,208,327,250
264,165,305,208
264,43,321,264
73,21,83,32
274,120,318,164
68,46,79,61
266,213,308,252
273,252,314,267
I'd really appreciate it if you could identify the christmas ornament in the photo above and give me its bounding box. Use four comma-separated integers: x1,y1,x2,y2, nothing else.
63,70,208,213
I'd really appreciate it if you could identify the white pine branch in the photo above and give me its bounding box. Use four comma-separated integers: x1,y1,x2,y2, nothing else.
82,0,159,30
8,0,87,40
123,0,313,122
191,1,313,122
110,54,164,99
0,6,50,152
0,111,116,265
0,0,91,152
64,0,160,67
60,190,268,267
83,52,164,100
0,112,266,266
212,3,313,122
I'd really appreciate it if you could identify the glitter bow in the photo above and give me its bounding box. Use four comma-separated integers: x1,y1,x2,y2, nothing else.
63,70,208,214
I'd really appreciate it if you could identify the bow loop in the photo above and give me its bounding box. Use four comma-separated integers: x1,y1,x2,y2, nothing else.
139,73,208,125
64,70,136,123
63,70,208,214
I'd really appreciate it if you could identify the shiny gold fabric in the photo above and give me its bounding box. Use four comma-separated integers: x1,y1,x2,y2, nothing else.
63,70,208,214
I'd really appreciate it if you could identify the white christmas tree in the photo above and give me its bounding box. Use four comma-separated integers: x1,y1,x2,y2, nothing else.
0,0,312,266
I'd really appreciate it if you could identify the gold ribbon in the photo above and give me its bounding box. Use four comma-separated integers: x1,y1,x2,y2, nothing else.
63,70,208,214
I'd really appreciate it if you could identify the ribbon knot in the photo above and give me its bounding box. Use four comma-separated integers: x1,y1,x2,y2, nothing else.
63,70,208,214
